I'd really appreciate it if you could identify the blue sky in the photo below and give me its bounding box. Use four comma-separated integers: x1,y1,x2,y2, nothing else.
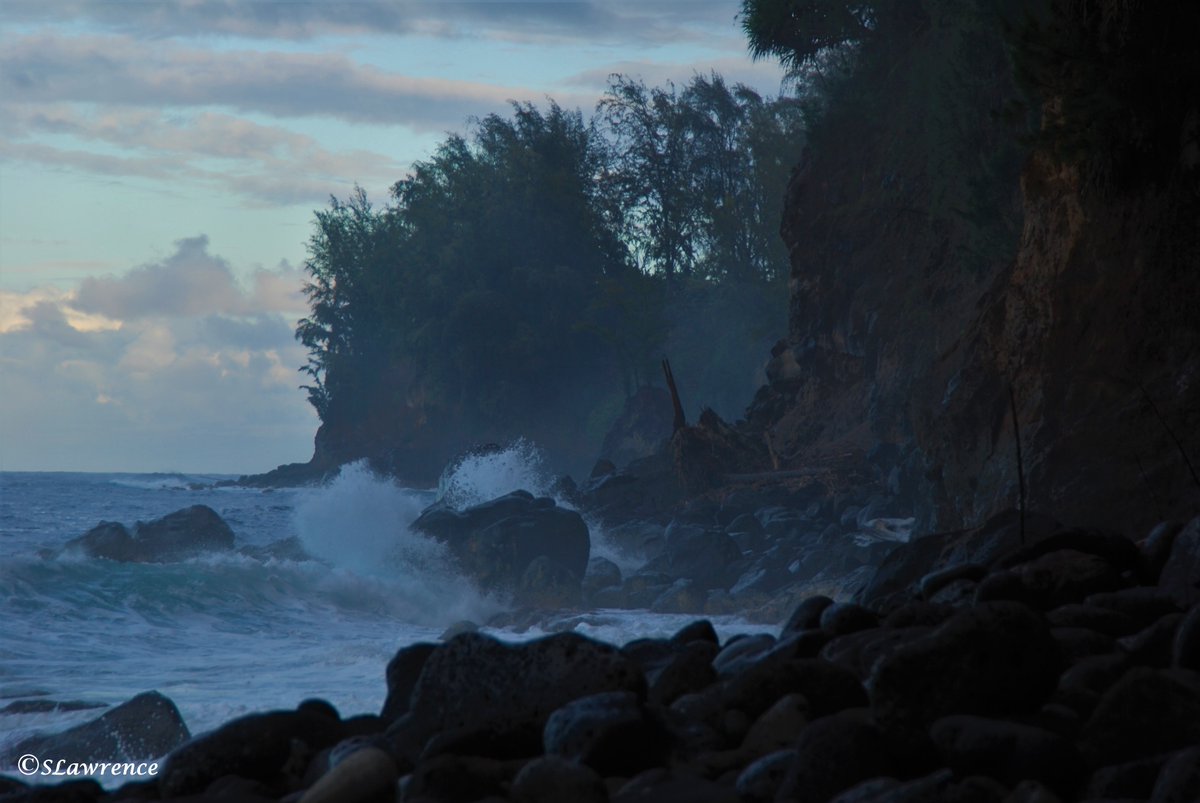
0,1,784,473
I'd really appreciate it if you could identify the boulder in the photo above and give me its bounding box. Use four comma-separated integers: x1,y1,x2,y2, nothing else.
659,521,742,590
1150,745,1200,803
868,602,1060,737
159,707,342,797
976,549,1125,610
510,755,607,803
773,709,895,803
543,690,669,776
582,556,622,598
518,556,581,608
413,491,590,596
929,714,1083,793
406,632,645,747
1078,667,1200,766
380,642,438,724
8,691,188,765
66,505,235,562
1158,516,1200,607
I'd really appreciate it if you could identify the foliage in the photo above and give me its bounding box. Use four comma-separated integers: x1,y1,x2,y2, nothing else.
295,77,803,473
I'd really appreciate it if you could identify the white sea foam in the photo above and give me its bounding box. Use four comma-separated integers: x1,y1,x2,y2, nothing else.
292,461,502,625
436,439,555,509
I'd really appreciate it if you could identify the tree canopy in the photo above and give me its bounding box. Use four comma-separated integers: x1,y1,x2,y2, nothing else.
295,74,804,477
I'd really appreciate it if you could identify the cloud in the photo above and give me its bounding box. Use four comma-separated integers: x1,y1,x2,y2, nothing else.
71,235,305,320
566,57,785,95
0,236,317,472
0,1,742,47
0,33,553,129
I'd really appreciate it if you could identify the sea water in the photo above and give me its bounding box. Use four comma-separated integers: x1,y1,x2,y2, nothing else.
0,448,770,765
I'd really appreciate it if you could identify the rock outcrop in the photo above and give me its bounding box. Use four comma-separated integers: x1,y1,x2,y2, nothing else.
65,505,236,563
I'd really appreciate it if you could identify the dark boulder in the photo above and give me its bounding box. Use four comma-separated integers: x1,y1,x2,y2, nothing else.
868,602,1060,737
412,491,589,597
659,521,742,590
782,595,835,635
518,556,581,608
1078,667,1200,766
158,706,341,797
406,632,644,748
8,691,188,765
581,556,622,598
929,714,1083,793
380,642,438,724
773,709,895,803
510,755,607,803
543,690,669,776
66,505,235,562
1158,516,1200,608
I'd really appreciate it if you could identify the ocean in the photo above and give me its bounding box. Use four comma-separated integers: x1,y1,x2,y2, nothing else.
0,449,769,770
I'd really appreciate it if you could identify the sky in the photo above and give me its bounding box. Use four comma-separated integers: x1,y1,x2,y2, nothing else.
0,0,785,474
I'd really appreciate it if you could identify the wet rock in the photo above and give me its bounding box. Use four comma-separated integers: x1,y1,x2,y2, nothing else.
1079,667,1200,766
659,522,742,590
1085,587,1180,625
404,753,517,803
1149,745,1200,803
1140,521,1184,582
920,563,988,600
1158,517,1200,607
582,556,622,598
1058,654,1132,698
406,632,644,748
1084,753,1169,800
820,602,880,636
159,707,341,797
1003,780,1064,803
882,600,955,628
1050,627,1117,665
711,633,775,677
298,745,397,803
735,749,796,803
976,550,1124,611
782,595,834,634
1046,604,1142,637
381,643,438,724
821,627,932,681
739,693,809,756
611,768,739,802
510,755,607,803
543,690,668,776
929,714,1083,793
1173,605,1200,670
648,640,718,706
773,708,894,803
869,602,1060,736
650,578,704,613
723,658,867,722
670,619,718,646
9,691,189,766
829,770,962,803
518,555,582,608
66,505,236,563
1117,613,1185,667
413,491,590,594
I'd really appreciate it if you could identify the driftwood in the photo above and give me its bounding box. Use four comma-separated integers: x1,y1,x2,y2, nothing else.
661,358,686,433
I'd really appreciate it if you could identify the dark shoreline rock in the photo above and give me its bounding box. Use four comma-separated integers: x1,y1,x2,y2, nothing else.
10,514,1199,803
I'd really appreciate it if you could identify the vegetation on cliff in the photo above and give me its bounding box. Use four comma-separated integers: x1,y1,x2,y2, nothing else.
295,74,805,480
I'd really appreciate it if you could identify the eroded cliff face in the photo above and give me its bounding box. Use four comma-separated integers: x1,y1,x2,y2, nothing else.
924,144,1200,533
755,1,1200,534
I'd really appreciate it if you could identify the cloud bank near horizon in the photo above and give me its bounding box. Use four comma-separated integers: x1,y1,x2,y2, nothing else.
0,236,317,473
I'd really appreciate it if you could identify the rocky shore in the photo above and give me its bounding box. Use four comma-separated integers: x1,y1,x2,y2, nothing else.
4,496,1199,802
